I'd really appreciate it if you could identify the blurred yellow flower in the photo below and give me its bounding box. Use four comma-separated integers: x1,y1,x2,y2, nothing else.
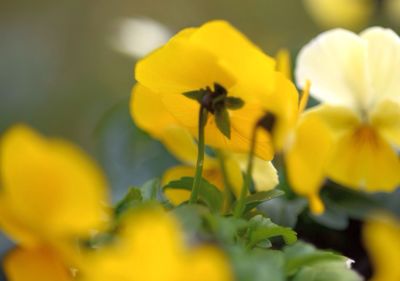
303,0,374,30
289,27,400,213
81,209,233,281
363,214,400,281
0,124,109,280
132,20,298,160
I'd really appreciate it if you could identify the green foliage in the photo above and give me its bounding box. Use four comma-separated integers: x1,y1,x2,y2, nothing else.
164,176,223,212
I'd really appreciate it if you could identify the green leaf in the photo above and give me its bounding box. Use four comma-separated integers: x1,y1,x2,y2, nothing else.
247,215,297,248
242,190,285,214
225,96,244,110
284,242,346,276
258,197,307,227
114,187,142,218
292,261,362,281
164,177,223,212
183,89,206,103
214,107,231,139
139,178,160,201
205,215,248,243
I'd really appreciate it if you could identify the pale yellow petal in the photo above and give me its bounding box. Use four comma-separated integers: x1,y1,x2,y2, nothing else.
361,27,400,104
327,127,400,192
0,125,109,242
233,154,278,193
3,247,73,281
285,114,334,214
363,214,400,281
296,28,369,109
221,154,243,197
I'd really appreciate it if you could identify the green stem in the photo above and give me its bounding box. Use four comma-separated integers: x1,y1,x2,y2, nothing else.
189,106,208,204
216,150,234,212
234,124,258,218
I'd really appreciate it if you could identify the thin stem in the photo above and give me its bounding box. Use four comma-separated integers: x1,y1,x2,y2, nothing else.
189,106,208,204
216,150,234,212
234,124,258,218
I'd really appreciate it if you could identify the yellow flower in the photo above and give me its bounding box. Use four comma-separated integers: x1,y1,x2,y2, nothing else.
288,27,400,213
363,214,400,281
131,85,279,206
80,208,233,281
0,125,109,280
132,20,298,160
303,0,374,30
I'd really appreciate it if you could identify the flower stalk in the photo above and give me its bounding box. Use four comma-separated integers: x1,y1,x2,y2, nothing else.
189,105,208,204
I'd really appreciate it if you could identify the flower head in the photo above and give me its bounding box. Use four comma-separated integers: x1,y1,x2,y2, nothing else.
80,208,233,281
132,20,299,160
0,124,109,280
288,27,400,213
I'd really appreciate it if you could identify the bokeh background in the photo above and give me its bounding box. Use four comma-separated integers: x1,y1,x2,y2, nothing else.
1,0,399,279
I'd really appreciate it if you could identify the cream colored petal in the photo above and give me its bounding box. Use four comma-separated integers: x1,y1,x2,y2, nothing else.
296,29,369,109
361,27,400,104
233,154,278,192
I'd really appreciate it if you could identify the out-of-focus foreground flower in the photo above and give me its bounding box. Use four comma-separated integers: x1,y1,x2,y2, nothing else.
132,20,299,160
287,27,400,213
80,208,233,281
0,125,109,280
363,214,400,281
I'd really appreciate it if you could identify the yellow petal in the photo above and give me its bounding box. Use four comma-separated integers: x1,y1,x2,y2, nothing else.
130,84,177,138
285,114,334,214
303,0,373,30
136,30,235,96
296,28,370,109
3,247,73,281
361,27,400,104
162,164,223,205
327,126,400,192
162,166,196,205
275,49,292,80
370,100,400,147
220,153,243,198
267,72,300,151
307,104,361,136
189,20,276,95
363,214,400,281
186,246,233,281
0,125,109,243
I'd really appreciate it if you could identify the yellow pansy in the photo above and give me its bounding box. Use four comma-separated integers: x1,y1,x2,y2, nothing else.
131,85,279,205
0,124,109,280
80,209,233,281
363,214,400,281
289,27,400,213
303,0,374,30
132,20,298,160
